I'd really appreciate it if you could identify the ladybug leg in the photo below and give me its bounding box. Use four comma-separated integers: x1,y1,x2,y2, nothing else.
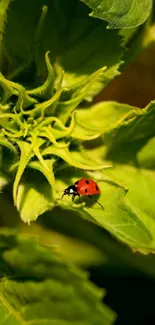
76,193,81,203
61,193,65,199
61,192,70,199
88,195,104,210
72,193,80,203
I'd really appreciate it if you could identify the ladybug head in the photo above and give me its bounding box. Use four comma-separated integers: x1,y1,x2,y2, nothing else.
61,184,77,199
64,188,70,195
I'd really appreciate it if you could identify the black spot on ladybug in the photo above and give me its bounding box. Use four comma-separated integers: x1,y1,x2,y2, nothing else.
85,180,89,184
96,185,99,191
85,188,88,193
74,181,78,185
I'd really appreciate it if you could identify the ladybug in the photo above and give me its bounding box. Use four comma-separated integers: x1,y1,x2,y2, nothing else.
61,178,104,209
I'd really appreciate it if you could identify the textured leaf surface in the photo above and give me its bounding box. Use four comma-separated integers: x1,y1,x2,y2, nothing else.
78,101,155,253
103,136,155,253
106,164,155,252
81,0,152,28
0,230,115,324
1,0,155,256
56,168,152,249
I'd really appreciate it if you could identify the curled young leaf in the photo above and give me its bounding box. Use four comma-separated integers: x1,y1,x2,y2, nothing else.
27,51,56,99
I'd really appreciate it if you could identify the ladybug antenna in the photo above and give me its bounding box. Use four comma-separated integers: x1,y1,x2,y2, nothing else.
61,192,65,199
88,196,104,210
56,191,65,201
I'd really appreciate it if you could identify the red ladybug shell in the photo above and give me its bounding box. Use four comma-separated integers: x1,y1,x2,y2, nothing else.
75,178,100,196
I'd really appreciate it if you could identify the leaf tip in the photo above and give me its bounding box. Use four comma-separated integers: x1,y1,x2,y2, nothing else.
42,5,48,14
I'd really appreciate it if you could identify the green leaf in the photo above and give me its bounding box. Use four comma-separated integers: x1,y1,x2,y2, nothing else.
0,230,115,324
82,132,155,253
20,222,105,268
71,101,141,140
56,67,107,123
16,169,55,223
29,158,56,191
0,136,17,155
43,144,111,170
56,168,152,248
13,137,47,205
13,138,45,206
102,100,155,150
16,158,56,224
81,0,152,29
105,164,155,253
4,0,123,98
12,141,34,206
0,0,11,72
27,51,56,100
136,136,155,169
0,137,18,176
16,140,111,223
0,0,12,41
0,72,37,108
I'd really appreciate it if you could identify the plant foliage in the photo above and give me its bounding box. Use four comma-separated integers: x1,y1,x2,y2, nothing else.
0,230,115,324
0,0,155,322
